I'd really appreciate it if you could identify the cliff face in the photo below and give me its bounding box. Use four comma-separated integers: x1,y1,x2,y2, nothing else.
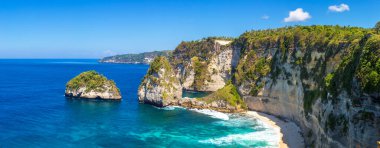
138,38,246,112
65,71,121,100
234,26,380,147
138,26,380,147
172,38,239,92
138,56,182,106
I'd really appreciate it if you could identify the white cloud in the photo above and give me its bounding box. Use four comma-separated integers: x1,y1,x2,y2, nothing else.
328,4,350,12
284,8,311,22
261,15,269,20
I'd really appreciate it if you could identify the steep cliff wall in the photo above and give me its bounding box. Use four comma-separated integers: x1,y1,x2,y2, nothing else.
138,37,247,112
138,56,182,106
138,26,380,147
234,26,380,147
172,38,239,91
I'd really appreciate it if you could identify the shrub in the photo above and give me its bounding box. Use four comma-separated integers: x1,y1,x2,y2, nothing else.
201,83,247,109
66,70,119,93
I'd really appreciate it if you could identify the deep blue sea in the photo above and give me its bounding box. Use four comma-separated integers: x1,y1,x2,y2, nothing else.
0,59,278,148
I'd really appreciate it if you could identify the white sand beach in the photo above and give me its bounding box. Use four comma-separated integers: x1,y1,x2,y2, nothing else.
246,111,305,148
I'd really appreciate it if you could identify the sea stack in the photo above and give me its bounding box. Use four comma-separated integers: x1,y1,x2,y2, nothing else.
138,56,182,106
65,70,121,100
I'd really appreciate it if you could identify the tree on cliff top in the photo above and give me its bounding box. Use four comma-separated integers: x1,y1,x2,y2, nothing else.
375,21,380,33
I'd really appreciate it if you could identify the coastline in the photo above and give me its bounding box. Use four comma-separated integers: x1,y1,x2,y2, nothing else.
246,111,305,148
161,104,305,147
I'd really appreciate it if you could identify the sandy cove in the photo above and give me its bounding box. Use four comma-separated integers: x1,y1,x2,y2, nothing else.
246,111,305,148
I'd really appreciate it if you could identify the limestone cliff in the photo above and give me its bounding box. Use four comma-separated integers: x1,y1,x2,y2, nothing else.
138,37,248,112
234,26,380,147
65,70,121,100
172,38,239,91
138,56,182,106
138,25,380,147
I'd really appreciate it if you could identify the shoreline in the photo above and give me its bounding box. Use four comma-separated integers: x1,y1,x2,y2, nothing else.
246,111,304,148
159,104,305,147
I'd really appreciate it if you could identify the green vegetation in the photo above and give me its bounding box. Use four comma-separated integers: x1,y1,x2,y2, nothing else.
375,21,380,33
66,70,120,93
140,56,179,100
231,24,380,114
191,56,210,90
171,37,233,90
327,34,380,97
234,50,271,95
143,56,176,87
99,50,172,64
356,34,380,93
171,37,221,67
324,73,334,88
200,83,247,110
140,23,380,114
147,56,172,75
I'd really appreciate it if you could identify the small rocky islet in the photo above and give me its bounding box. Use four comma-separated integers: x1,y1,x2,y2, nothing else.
65,70,121,100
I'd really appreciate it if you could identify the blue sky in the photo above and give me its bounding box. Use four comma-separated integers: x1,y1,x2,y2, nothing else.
0,0,379,58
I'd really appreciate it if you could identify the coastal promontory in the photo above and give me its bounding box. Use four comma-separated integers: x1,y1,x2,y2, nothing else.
65,70,121,100
137,24,380,147
138,38,248,113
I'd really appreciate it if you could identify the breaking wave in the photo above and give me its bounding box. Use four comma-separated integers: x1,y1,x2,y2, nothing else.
198,130,279,147
199,115,280,147
189,108,229,120
154,106,185,110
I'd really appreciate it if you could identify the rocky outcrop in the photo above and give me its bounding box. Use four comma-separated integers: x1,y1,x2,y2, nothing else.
138,41,246,112
173,38,238,92
65,71,121,100
178,97,245,113
138,56,182,106
138,62,247,112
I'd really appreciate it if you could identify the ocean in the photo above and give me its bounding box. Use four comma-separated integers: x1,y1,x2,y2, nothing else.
0,59,279,148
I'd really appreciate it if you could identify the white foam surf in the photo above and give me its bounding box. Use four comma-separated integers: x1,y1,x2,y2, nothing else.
199,114,280,147
199,130,279,147
153,106,185,111
190,108,229,120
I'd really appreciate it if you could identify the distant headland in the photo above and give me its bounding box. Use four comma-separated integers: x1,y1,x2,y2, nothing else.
99,50,172,64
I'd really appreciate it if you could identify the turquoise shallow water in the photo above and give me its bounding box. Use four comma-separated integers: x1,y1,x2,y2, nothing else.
182,90,211,98
0,59,278,148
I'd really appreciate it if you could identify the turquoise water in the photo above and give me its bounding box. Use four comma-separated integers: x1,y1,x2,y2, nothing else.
0,59,278,147
182,90,211,98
